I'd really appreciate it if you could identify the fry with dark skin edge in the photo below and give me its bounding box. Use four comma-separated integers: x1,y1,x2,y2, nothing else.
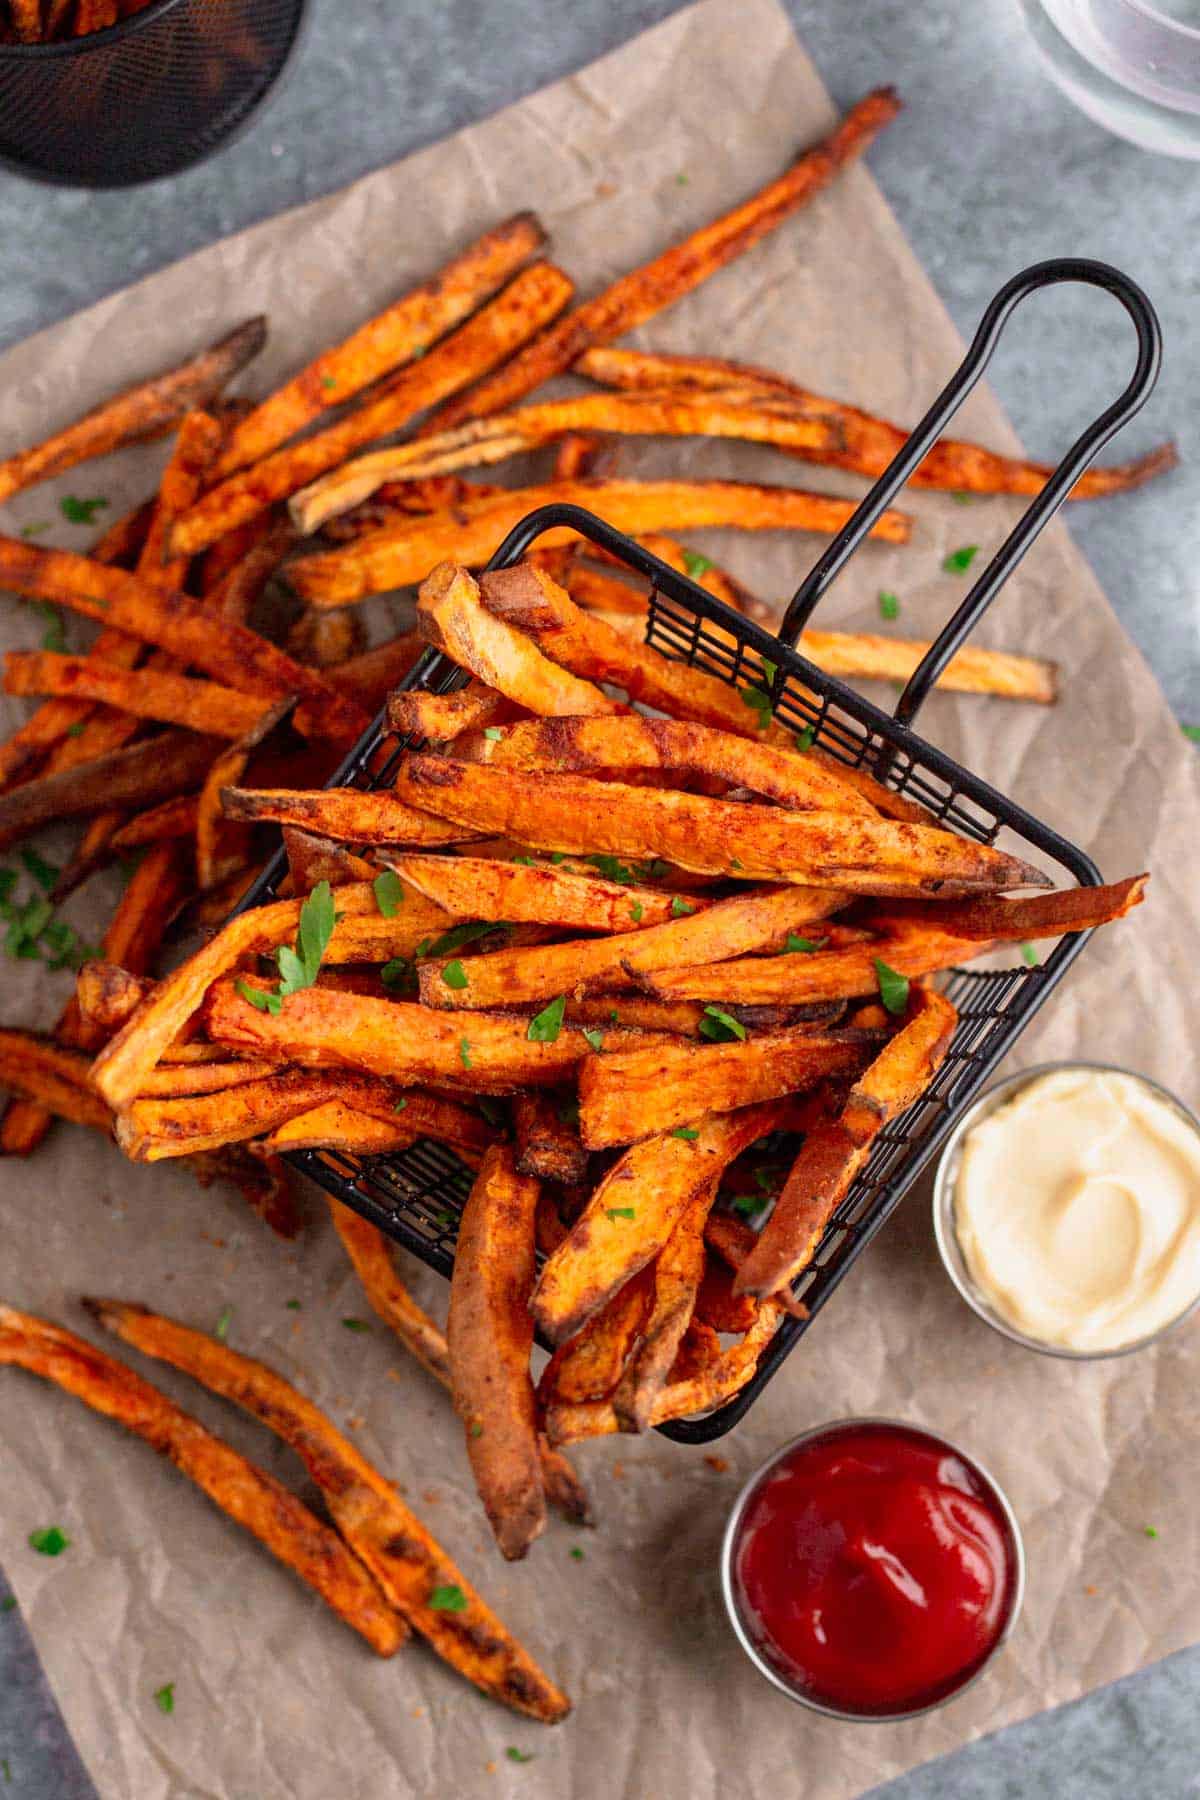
85,1300,569,1721
220,785,488,848
0,538,368,747
513,1091,589,1184
261,1101,419,1157
108,794,200,849
695,1255,759,1334
0,1032,111,1133
424,91,901,432
2,652,274,740
0,316,266,504
0,1306,404,1653
532,1101,786,1345
329,1202,591,1528
448,1144,546,1559
388,755,1049,898
209,214,548,480
734,988,958,1298
612,1181,712,1432
863,873,1149,942
172,261,574,555
285,477,910,606
195,694,297,894
537,1269,654,1408
394,852,699,935
576,345,1178,502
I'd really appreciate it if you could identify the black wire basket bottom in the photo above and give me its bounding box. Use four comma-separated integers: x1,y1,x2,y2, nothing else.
0,0,306,188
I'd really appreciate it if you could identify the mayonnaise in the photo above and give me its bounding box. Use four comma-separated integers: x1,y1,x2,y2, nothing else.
953,1068,1200,1352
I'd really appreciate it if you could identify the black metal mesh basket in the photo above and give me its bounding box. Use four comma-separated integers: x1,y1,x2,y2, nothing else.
235,259,1162,1442
0,0,305,188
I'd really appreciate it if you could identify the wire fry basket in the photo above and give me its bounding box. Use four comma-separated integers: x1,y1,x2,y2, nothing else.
234,259,1161,1442
0,0,306,188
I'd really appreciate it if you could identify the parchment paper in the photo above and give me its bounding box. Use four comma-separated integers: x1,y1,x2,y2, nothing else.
2,2,1198,1795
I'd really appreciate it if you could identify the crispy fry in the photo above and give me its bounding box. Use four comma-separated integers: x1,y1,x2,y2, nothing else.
735,988,957,1297
531,1101,784,1345
448,1144,545,1559
0,731,218,846
612,1182,711,1432
463,711,875,815
867,873,1149,942
0,1307,403,1654
286,478,911,606
282,829,376,892
261,1100,417,1156
578,1029,873,1148
76,960,149,1034
87,1300,568,1719
0,539,367,746
290,388,845,533
387,683,514,744
641,924,992,1004
414,883,846,1012
108,794,200,850
513,1091,588,1184
176,262,574,556
390,754,1047,898
318,634,425,712
202,981,635,1095
10,0,43,42
221,785,486,849
798,629,1057,704
577,345,1178,502
426,91,901,430
695,1255,758,1334
394,852,694,935
210,215,548,481
0,317,266,505
135,1061,278,1098
195,693,296,893
539,1270,653,1406
416,562,622,719
0,1031,111,1133
206,513,298,624
3,651,271,740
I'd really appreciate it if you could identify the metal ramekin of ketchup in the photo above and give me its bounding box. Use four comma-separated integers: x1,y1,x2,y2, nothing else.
720,1418,1025,1720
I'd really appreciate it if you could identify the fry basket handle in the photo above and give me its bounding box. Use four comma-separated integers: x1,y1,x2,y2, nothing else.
777,259,1163,726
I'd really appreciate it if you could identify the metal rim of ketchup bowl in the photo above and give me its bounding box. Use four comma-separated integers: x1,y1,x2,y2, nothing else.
932,1061,1200,1361
719,1416,1027,1722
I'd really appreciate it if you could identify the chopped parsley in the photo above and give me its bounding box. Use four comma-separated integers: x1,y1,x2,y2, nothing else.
427,919,506,957
393,1097,408,1113
731,1193,767,1220
698,1004,746,1043
215,1306,232,1342
605,1207,635,1221
380,958,413,990
506,1748,535,1763
942,544,979,575
582,1027,605,1052
629,900,644,923
511,853,537,866
878,590,900,621
794,726,815,753
670,896,694,918
20,847,59,893
0,859,96,972
28,1527,69,1557
670,1126,700,1141
1183,724,1200,743
526,994,567,1043
341,1318,370,1333
237,882,337,1014
285,1300,302,1311
20,520,50,538
1144,1525,1159,1539
469,1421,484,1438
153,1683,175,1715
236,979,282,1016
0,1596,15,1613
1019,941,1040,968
373,869,404,917
60,495,108,525
476,1097,506,1129
682,550,713,580
740,685,773,730
873,957,909,1016
441,959,469,990
458,1038,473,1070
784,933,826,954
31,601,66,652
429,1584,468,1612
321,376,338,391
483,726,504,741
569,1546,585,1562
951,491,973,505
66,721,85,737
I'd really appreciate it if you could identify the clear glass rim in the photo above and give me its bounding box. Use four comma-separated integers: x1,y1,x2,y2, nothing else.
932,1060,1200,1361
719,1416,1026,1722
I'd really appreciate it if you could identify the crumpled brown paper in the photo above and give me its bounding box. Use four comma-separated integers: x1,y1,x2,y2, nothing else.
1,1,1198,1794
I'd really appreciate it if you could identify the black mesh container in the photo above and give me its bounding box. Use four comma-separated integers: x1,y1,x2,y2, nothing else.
231,259,1163,1442
0,0,306,188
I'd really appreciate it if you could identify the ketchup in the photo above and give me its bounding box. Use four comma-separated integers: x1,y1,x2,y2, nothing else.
730,1422,1019,1716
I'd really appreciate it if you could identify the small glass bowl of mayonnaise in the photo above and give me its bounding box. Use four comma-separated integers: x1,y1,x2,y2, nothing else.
932,1062,1200,1360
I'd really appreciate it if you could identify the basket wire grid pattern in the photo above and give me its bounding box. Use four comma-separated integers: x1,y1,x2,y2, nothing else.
231,258,1160,1443
0,0,305,188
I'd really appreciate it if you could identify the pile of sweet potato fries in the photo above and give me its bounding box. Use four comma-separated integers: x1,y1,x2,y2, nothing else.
0,90,1159,1721
4,0,159,41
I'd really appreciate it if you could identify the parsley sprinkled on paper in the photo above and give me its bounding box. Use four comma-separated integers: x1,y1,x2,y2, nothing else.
682,550,713,580
569,1546,585,1561
1019,941,1040,968
878,590,900,621
873,957,909,1016
215,1306,232,1342
20,520,50,538
285,1300,302,1311
0,1596,15,1613
1182,724,1200,743
341,1318,370,1333
19,847,58,893
32,601,67,652
527,994,566,1043
1145,1525,1159,1539
441,959,469,990
670,1126,700,1141
605,1206,636,1221
153,1683,175,1715
942,544,979,575
698,1005,746,1043
429,1584,468,1612
60,495,108,525
507,1748,535,1763
29,1527,69,1557
670,896,695,918
373,870,404,917
951,491,973,506
794,726,815,753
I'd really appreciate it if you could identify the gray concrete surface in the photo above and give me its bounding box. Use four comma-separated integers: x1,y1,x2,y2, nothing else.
1,2,1198,1796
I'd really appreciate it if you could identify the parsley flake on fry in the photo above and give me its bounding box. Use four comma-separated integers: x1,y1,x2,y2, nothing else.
527,994,567,1043
605,1207,635,1221
429,1584,468,1612
373,870,404,917
873,957,909,1015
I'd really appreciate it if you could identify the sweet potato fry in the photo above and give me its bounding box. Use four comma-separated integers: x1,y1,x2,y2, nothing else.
289,388,845,533
612,1183,712,1432
513,1091,588,1185
175,260,573,554
798,630,1057,704
390,754,1047,898
90,884,379,1110
416,562,622,720
538,1270,653,1407
577,345,1178,502
220,785,487,849
261,1100,417,1156
75,960,149,1034
564,994,710,1037
88,1299,568,1718
0,539,367,746
9,1,43,42
394,851,693,935
317,633,425,710
735,988,957,1297
3,651,271,740
578,1029,873,1148
0,730,220,843
108,794,200,850
0,1031,110,1133
695,1255,758,1335
0,317,266,505
414,883,845,1012
867,873,1149,942
532,1101,785,1345
447,1145,545,1559
195,694,296,892
135,1060,278,1098
286,478,911,606
426,91,900,430
206,513,298,624
464,712,875,815
641,924,991,1004
386,683,514,744
282,829,376,892
0,1307,403,1654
